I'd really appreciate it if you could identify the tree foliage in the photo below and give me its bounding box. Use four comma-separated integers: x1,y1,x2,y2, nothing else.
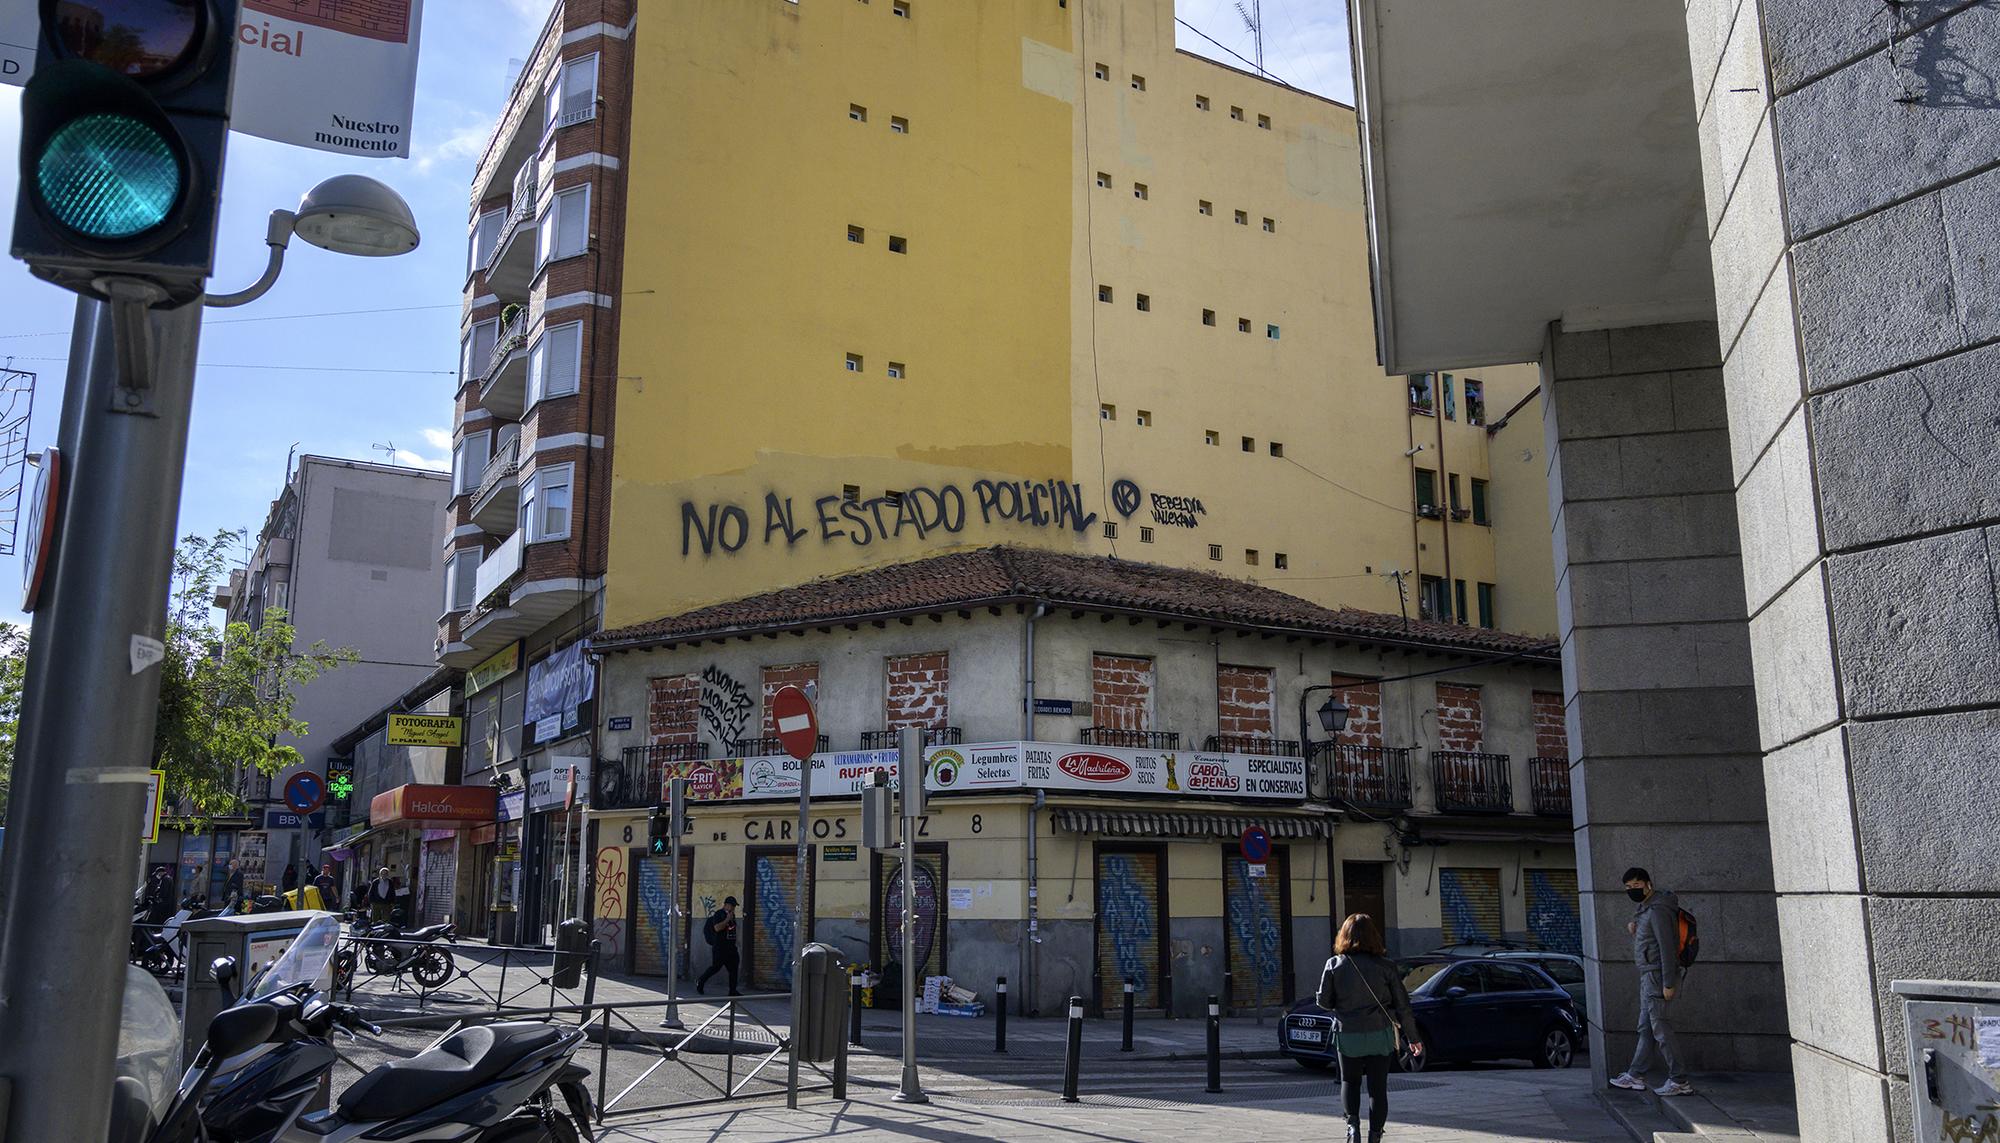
153,529,354,823
0,622,25,824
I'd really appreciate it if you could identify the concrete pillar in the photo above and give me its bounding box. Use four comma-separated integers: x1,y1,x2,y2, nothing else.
1541,320,1790,1080
1681,1,2000,1138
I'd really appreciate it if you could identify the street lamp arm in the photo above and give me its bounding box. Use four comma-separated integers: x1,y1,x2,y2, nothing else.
202,210,297,309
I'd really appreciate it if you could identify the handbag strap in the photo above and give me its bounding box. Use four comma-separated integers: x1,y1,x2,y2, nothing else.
1345,956,1403,1045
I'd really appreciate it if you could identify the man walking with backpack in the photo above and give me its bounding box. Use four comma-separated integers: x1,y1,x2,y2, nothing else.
696,896,741,996
1609,866,1693,1096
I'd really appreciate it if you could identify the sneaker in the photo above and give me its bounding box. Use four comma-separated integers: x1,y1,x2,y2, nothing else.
1654,1080,1695,1097
1608,1073,1648,1091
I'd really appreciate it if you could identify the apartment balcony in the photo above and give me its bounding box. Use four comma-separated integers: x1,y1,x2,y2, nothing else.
480,311,530,419
444,531,591,666
1329,745,1413,811
730,735,829,757
468,427,522,534
469,16,553,211
858,727,962,751
1202,734,1302,757
597,742,712,810
483,161,540,299
1529,756,1573,818
473,530,523,609
1431,751,1515,814
1079,727,1180,750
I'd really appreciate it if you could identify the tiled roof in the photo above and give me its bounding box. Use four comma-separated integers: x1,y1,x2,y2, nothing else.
592,546,1558,659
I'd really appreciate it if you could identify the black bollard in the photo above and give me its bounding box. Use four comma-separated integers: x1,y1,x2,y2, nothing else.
1204,995,1222,1094
995,976,1008,1053
1121,978,1135,1052
1062,995,1084,1103
849,971,865,1047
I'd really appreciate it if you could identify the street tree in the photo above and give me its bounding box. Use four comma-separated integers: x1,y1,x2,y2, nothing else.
153,529,355,823
0,622,25,825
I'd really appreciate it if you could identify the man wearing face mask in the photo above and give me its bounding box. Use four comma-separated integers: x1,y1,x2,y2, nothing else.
1607,867,1691,1096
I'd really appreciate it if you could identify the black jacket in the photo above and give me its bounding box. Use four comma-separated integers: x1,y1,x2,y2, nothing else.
1316,952,1420,1043
706,909,737,949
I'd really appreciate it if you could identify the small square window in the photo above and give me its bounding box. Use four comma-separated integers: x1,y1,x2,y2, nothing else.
884,489,905,506
1237,317,1251,333
1208,544,1222,561
845,352,863,372
1267,324,1280,340
1139,526,1155,543
1103,521,1118,539
1094,62,1109,81
1233,209,1249,225
887,362,905,379
1195,94,1210,111
1202,308,1216,326
1100,403,1116,420
1135,293,1150,312
1262,217,1276,232
849,104,868,122
892,0,910,16
1230,106,1244,121
1098,284,1113,303
1245,549,1259,566
1241,436,1254,452
847,225,865,243
1131,74,1146,91
1133,182,1148,200
842,484,861,501
1269,441,1284,458
1198,200,1213,216
1274,552,1288,570
1204,430,1219,446
890,116,909,134
1095,171,1112,188
888,235,907,253
1135,410,1151,426
1257,113,1271,129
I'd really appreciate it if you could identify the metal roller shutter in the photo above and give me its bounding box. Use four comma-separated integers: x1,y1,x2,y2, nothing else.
421,840,456,926
1439,867,1503,946
630,850,693,978
1224,851,1289,1010
745,850,812,992
1526,868,1582,954
1095,848,1165,1011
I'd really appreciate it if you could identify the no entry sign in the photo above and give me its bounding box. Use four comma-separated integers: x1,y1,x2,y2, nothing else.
772,685,820,762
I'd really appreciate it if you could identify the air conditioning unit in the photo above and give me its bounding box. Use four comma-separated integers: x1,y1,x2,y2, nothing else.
1417,505,1442,519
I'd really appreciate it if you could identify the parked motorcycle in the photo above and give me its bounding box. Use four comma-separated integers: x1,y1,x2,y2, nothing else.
354,918,458,989
131,909,195,979
107,912,594,1143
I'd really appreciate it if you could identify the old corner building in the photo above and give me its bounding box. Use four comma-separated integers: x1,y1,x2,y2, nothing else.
581,548,1578,1017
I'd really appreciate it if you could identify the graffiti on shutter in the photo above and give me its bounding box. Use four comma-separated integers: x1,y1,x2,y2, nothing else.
1526,868,1582,954
1095,849,1164,1011
876,850,946,985
1224,851,1287,1010
746,850,811,991
1439,867,1502,946
631,850,693,978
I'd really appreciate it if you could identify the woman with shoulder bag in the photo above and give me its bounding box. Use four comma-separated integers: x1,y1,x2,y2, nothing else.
1316,913,1424,1143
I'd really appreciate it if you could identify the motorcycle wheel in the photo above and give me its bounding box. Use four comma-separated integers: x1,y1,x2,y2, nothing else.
412,947,454,990
364,946,394,975
140,947,175,977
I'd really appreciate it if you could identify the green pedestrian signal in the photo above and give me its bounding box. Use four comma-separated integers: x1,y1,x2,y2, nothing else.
648,806,670,855
37,113,184,239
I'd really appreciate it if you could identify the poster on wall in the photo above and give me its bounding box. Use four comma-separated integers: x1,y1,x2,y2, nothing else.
0,0,427,158
526,641,595,745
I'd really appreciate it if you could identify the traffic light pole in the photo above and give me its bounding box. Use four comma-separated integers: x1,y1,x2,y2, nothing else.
0,291,201,1143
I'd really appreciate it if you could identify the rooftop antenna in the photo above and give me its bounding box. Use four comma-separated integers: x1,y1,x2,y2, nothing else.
1234,0,1264,76
370,441,399,464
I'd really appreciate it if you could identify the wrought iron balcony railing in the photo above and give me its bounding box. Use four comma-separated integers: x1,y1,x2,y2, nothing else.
728,735,829,757
858,727,961,751
1431,750,1514,814
1329,745,1413,810
1529,756,1572,818
598,742,711,810
1202,734,1302,757
1079,727,1181,750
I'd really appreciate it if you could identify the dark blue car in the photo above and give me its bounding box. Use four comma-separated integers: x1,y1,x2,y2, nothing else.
1279,958,1581,1071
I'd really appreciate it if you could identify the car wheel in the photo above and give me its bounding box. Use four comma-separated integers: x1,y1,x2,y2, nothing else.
1296,1057,1332,1071
1534,1026,1576,1069
1398,1047,1429,1073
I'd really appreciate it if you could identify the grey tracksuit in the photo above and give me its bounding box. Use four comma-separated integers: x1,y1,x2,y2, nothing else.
1628,888,1686,1083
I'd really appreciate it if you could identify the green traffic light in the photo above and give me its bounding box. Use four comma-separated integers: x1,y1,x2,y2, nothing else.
36,112,181,239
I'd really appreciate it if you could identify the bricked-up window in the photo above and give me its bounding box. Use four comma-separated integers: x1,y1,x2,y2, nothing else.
762,663,822,735
1216,664,1275,738
1436,683,1484,751
1330,675,1382,748
885,652,949,729
1091,654,1155,731
1532,691,1567,758
649,675,700,744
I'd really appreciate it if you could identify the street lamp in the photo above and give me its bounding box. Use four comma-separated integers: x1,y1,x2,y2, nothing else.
1299,685,1352,801
205,174,421,308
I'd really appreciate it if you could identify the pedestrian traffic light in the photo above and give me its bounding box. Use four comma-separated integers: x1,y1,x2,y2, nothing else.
13,0,242,303
648,806,669,855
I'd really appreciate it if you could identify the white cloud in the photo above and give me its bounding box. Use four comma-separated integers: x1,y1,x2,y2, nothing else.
396,449,452,473
410,116,497,176
421,427,453,451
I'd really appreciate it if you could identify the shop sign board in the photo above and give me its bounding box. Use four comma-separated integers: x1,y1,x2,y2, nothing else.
526,641,594,744
370,783,499,826
387,714,463,748
465,641,521,697
527,759,591,813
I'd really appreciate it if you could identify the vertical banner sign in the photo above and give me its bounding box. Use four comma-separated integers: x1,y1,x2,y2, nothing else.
0,0,424,158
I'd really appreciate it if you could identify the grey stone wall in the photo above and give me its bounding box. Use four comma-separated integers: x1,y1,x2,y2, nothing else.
1685,1,2000,1137
1541,320,1789,1080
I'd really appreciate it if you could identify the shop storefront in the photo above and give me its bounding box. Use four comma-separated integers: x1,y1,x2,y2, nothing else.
518,638,595,945
366,783,498,925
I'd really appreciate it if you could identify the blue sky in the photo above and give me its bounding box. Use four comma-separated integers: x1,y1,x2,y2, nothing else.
0,0,1349,626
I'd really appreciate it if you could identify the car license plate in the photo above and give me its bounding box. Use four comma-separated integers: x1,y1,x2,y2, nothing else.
1289,1028,1324,1044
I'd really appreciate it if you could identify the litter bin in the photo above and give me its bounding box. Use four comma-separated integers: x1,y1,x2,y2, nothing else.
553,918,592,989
796,942,851,1064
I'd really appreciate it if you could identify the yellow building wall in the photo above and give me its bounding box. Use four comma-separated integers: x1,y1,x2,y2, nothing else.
607,0,1557,635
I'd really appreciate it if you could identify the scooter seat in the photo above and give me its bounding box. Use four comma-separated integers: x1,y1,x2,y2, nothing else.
336,1022,565,1120
404,922,453,941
